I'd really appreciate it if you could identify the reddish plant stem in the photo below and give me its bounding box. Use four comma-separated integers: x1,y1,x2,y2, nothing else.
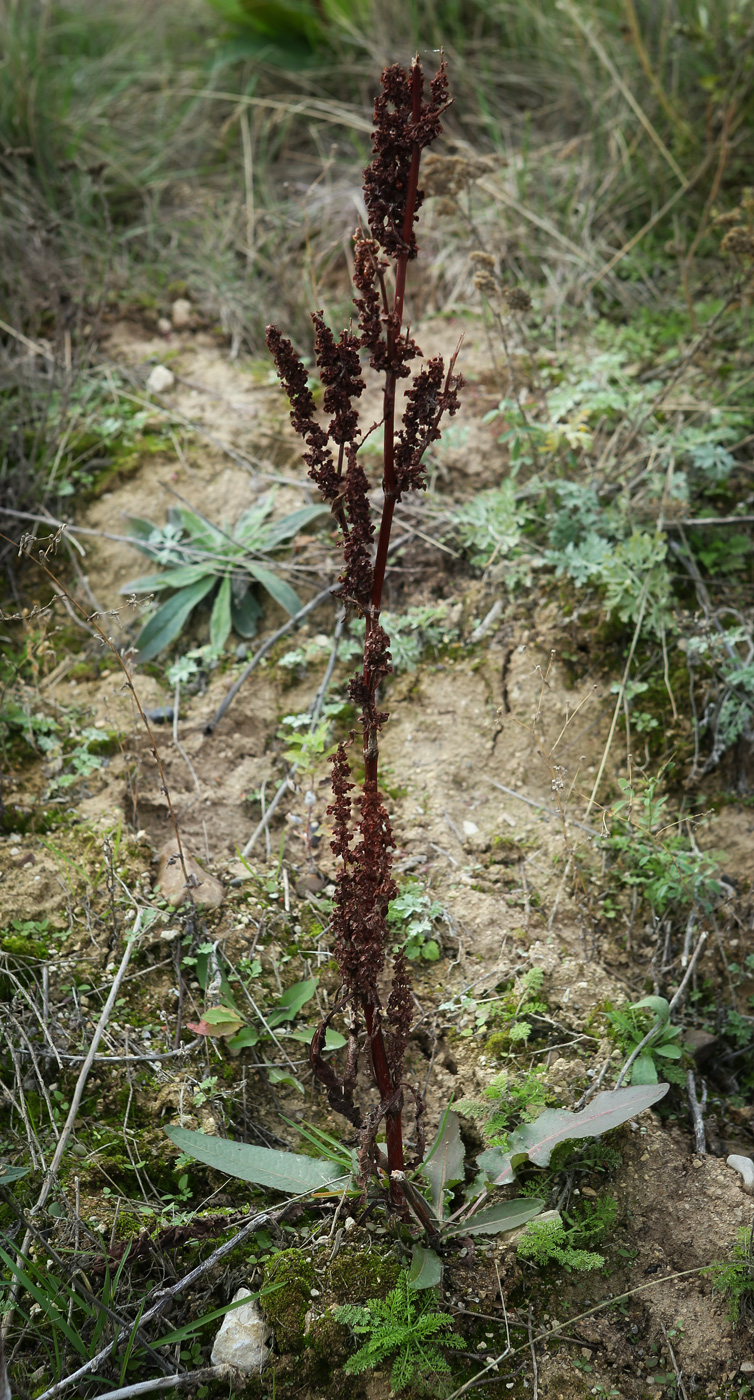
359,64,425,1202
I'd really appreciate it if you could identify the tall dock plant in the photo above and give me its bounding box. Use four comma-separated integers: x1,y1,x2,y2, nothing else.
266,57,462,1211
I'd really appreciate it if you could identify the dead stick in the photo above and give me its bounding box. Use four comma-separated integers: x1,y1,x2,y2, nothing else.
686,1070,707,1156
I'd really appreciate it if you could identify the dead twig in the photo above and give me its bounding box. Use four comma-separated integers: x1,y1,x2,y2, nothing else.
686,1070,707,1157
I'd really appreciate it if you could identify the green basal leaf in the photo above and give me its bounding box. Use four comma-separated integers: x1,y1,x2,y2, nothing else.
478,1084,669,1185
259,505,329,550
266,978,317,1026
408,1244,443,1290
445,1198,545,1237
267,1065,305,1093
231,587,262,638
247,562,301,616
120,565,214,594
286,1026,347,1050
234,498,274,543
633,996,672,1022
172,507,226,552
227,1026,259,1051
420,1111,465,1220
165,1126,348,1193
631,1054,659,1085
210,574,232,651
135,577,216,662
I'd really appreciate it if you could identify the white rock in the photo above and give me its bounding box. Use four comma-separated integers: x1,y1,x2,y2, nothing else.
157,316,172,336
146,364,175,394
210,1288,271,1374
462,820,479,837
727,1154,754,1196
740,1361,754,1373
171,297,192,329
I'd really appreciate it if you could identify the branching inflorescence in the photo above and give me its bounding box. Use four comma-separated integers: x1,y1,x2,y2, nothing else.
266,57,462,1214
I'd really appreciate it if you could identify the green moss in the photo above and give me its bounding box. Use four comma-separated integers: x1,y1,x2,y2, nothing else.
307,1310,350,1365
263,1247,314,1350
327,1243,399,1304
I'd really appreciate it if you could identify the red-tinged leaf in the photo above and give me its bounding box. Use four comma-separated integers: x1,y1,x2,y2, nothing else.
187,1007,245,1039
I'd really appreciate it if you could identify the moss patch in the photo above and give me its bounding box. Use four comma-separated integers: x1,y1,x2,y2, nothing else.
262,1247,314,1350
327,1242,399,1304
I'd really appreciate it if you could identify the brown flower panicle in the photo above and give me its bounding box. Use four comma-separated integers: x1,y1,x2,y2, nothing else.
266,57,462,1214
363,60,450,261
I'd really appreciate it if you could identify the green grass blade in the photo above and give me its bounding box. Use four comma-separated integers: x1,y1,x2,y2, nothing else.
0,1246,89,1358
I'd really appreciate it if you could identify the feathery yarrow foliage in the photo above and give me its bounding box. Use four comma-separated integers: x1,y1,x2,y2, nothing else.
266,57,462,1209
334,1270,464,1393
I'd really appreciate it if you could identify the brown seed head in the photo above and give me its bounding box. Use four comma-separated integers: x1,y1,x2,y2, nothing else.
503,287,533,313
721,226,754,259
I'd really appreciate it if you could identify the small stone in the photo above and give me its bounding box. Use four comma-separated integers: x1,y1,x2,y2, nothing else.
310,1288,320,1298
463,819,479,837
740,1361,754,1373
146,364,175,394
157,316,172,335
160,927,181,941
210,1287,270,1374
727,1155,754,1197
171,297,192,329
235,643,249,661
295,871,328,898
683,1027,719,1064
156,838,224,909
344,1216,356,1232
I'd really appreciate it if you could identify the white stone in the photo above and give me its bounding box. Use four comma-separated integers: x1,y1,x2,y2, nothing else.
171,297,192,329
727,1154,754,1197
146,364,175,394
210,1288,270,1374
462,820,479,837
740,1361,754,1373
157,316,172,335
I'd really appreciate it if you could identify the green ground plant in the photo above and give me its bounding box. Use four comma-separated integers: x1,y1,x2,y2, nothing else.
604,775,722,919
705,1226,754,1324
516,1215,606,1274
387,880,444,962
121,497,327,661
333,1268,465,1394
606,996,686,1086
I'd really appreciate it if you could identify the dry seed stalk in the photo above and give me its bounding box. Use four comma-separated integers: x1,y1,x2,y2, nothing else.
266,57,462,1211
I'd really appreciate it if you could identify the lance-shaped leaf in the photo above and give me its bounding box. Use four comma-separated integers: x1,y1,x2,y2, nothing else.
258,504,329,550
266,978,317,1027
444,1198,545,1238
165,1126,348,1194
134,576,216,662
210,574,233,651
247,562,301,616
419,1110,465,1220
477,1084,669,1185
